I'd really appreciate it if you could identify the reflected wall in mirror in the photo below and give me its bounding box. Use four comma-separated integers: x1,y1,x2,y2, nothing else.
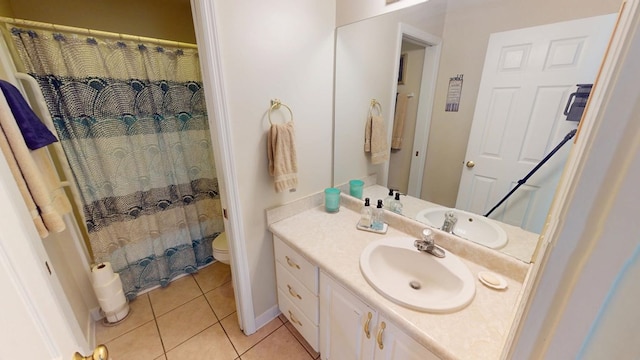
333,0,621,263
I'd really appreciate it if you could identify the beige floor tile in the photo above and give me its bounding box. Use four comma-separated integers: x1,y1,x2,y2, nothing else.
105,321,164,360
165,323,238,360
156,295,217,351
284,321,320,359
205,280,236,320
154,355,167,360
149,275,202,316
96,294,154,344
240,325,313,360
221,314,283,355
193,261,232,293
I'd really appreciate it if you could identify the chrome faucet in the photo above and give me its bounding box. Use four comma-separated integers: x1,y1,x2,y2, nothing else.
441,211,458,234
414,229,445,258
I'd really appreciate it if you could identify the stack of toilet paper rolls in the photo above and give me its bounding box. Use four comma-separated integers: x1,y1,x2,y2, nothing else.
91,262,130,323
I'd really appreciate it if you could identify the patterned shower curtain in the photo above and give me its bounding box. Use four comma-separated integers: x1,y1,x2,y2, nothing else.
9,27,224,299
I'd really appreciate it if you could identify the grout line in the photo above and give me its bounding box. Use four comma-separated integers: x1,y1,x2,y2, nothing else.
282,322,318,359
147,293,169,356
224,314,285,357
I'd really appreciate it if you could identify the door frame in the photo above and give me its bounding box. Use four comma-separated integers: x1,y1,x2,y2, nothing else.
190,0,256,334
395,24,442,198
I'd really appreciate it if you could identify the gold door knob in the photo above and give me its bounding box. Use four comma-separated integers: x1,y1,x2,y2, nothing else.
72,344,109,360
466,160,475,168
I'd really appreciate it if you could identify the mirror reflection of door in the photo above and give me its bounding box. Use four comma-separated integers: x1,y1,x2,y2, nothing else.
456,14,616,233
388,39,424,195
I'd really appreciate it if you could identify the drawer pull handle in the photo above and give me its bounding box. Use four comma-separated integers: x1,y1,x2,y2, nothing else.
376,321,386,350
288,310,303,327
364,312,373,339
287,284,302,300
285,256,300,269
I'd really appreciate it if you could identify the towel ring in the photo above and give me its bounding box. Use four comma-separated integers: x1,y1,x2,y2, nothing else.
369,99,382,117
268,99,294,125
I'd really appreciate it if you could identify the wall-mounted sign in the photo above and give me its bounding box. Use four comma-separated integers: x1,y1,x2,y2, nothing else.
445,74,463,112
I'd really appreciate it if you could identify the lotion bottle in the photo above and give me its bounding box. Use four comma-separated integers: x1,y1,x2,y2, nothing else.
390,192,403,215
384,188,395,209
372,199,385,230
359,198,373,228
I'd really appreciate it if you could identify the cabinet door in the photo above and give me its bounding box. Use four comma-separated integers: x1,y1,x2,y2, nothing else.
373,316,439,360
320,272,375,360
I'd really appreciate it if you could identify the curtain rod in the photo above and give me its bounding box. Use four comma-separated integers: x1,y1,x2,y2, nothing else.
0,16,198,50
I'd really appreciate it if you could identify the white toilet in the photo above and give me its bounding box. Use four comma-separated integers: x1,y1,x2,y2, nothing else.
212,232,230,265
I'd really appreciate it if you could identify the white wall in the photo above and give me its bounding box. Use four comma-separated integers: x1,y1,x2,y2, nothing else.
212,0,336,320
333,0,447,187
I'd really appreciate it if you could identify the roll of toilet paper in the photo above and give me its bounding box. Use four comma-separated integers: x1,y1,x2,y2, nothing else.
91,262,115,285
93,273,123,299
98,289,127,313
105,302,130,323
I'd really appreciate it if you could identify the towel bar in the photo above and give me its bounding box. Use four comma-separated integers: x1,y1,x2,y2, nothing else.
268,99,293,125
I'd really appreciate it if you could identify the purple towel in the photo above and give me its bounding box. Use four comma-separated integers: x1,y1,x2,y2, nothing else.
0,80,58,150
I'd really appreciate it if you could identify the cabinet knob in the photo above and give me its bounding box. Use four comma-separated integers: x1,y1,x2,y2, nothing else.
376,321,386,350
364,312,373,339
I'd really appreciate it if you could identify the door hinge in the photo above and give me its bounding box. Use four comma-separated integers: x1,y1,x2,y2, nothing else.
223,208,228,219
45,261,51,275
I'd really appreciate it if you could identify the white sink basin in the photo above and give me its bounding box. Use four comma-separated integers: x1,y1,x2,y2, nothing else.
415,208,508,249
359,237,475,313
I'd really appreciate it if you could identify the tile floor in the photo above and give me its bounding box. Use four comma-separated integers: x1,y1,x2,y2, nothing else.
96,262,320,360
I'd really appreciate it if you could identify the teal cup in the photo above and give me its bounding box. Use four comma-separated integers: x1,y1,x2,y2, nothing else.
349,179,364,199
324,187,341,213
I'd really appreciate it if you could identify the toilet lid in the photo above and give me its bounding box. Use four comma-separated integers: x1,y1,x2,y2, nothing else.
213,232,228,251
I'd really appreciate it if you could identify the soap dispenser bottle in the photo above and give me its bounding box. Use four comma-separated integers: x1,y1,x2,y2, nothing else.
390,192,403,215
372,199,385,230
359,198,373,228
384,188,395,209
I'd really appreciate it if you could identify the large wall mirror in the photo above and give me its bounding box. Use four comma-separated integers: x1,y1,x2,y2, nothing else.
333,0,621,263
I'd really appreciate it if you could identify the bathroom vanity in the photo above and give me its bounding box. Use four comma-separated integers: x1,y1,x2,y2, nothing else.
267,192,531,359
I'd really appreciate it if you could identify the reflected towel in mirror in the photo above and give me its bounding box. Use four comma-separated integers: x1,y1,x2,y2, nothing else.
364,114,389,164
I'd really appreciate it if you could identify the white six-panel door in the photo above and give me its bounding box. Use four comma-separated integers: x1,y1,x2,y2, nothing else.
456,14,616,233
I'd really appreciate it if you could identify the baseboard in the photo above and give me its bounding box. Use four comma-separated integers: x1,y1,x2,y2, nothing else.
90,306,103,321
253,304,281,332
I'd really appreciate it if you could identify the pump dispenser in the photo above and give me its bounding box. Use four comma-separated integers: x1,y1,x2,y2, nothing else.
359,198,373,228
390,192,403,215
384,188,395,209
372,199,385,231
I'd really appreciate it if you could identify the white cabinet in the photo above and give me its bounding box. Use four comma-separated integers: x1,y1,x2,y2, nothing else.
320,272,439,360
274,236,319,351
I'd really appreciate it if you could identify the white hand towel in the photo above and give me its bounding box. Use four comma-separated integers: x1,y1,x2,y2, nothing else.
268,121,298,192
364,114,389,165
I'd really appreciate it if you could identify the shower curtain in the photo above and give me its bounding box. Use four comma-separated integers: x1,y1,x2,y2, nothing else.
8,26,224,299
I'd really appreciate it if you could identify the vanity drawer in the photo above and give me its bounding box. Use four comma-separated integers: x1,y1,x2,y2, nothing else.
274,237,318,295
278,288,319,352
276,262,319,324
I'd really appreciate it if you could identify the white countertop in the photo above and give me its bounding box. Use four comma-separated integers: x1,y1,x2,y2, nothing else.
268,194,530,360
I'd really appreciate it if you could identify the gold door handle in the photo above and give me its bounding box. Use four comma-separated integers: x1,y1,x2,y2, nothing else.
376,321,386,350
364,312,373,339
466,160,475,168
285,256,300,269
73,344,109,360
